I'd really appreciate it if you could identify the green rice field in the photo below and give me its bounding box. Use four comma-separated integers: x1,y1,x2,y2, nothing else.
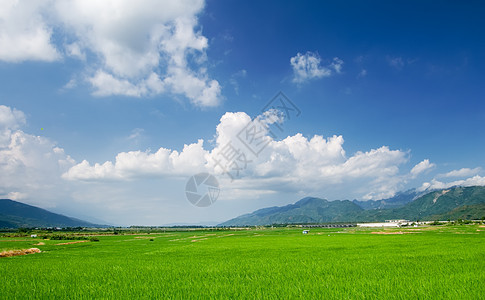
1,225,484,299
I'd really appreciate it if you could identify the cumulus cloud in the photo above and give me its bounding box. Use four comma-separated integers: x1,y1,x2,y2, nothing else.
418,175,485,192
5,105,484,225
64,110,410,200
0,0,221,107
410,159,435,178
0,0,60,62
290,52,343,83
438,167,481,178
63,139,209,181
0,106,26,130
0,105,75,204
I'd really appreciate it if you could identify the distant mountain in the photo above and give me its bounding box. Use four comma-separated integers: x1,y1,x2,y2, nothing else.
429,204,485,220
220,197,364,226
353,189,419,210
370,186,485,221
219,186,485,226
0,199,104,228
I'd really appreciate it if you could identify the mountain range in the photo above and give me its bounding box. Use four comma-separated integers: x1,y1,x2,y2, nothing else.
2,186,485,228
352,189,420,210
219,186,485,226
0,199,103,228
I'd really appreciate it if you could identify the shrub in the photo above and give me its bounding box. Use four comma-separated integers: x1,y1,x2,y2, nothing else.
50,235,86,240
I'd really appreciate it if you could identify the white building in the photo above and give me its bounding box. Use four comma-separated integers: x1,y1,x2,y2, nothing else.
357,222,400,228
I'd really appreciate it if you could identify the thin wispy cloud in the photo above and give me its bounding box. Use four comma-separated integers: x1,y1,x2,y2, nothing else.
438,167,481,178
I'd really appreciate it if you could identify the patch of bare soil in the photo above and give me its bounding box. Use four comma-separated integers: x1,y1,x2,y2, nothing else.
55,240,89,245
0,248,41,258
191,238,208,242
371,231,419,235
217,234,235,238
34,242,45,245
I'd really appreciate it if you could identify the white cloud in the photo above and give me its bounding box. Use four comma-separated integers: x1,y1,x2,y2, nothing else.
5,105,484,225
163,67,221,107
0,0,221,107
0,105,75,205
330,57,344,73
5,191,28,201
65,42,86,61
56,0,221,106
358,69,367,78
127,128,145,142
438,167,481,178
290,52,343,83
62,139,209,181
229,69,247,95
88,71,152,97
0,0,60,62
0,105,26,146
410,159,435,178
0,105,26,130
64,110,410,200
387,56,404,70
418,175,485,192
386,56,418,70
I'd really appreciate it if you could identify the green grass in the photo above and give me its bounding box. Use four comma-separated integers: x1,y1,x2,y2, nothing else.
1,225,484,299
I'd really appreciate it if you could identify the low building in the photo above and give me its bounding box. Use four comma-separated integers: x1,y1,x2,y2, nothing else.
357,219,413,227
357,222,401,228
385,219,409,223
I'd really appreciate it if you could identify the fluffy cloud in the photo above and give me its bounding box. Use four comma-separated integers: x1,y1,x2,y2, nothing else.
418,175,485,192
3,105,484,225
63,139,209,181
0,105,26,130
64,110,410,200
290,52,343,83
417,167,485,192
0,0,221,107
0,0,60,62
0,105,75,205
438,167,481,178
410,159,435,178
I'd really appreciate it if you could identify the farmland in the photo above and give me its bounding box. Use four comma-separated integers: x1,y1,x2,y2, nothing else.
1,225,484,299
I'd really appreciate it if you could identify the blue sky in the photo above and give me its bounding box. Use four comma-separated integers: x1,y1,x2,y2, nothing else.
0,0,484,225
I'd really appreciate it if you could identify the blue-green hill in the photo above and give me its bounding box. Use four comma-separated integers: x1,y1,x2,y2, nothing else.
220,186,485,226
0,199,103,228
